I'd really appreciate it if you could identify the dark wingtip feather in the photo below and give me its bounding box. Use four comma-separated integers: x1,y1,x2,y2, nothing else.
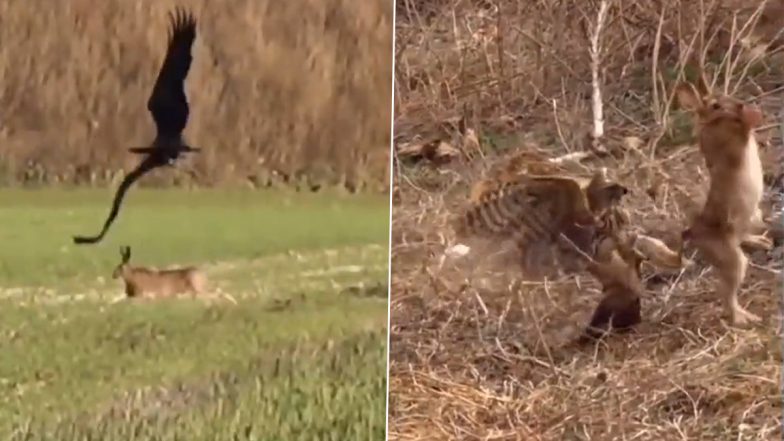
167,6,197,37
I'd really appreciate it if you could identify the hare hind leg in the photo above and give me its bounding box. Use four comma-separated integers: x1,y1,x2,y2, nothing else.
109,295,127,304
696,233,761,326
200,287,238,305
215,289,238,305
722,246,760,326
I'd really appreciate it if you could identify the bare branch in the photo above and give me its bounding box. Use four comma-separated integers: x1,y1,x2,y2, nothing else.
587,0,611,151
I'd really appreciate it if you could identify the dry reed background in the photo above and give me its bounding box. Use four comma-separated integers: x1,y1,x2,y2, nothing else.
390,0,784,439
0,0,393,192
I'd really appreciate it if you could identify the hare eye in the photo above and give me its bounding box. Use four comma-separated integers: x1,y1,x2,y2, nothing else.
711,102,721,110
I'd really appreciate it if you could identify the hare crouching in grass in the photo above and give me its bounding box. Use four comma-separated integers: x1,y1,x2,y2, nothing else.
111,246,210,301
675,74,773,327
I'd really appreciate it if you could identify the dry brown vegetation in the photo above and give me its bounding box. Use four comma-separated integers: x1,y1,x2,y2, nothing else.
390,0,783,439
0,0,393,192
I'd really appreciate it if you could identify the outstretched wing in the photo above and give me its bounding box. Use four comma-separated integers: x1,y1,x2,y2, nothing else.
457,174,601,275
523,176,595,225
147,8,197,140
72,156,167,245
466,176,592,232
525,176,607,257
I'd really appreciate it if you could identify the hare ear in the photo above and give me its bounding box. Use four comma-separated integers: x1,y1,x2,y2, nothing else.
674,82,704,112
696,69,711,97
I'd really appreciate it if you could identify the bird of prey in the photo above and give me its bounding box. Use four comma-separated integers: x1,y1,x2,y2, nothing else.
73,8,199,245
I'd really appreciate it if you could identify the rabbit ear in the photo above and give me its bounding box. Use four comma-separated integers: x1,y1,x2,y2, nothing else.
120,246,131,262
674,81,704,112
696,68,711,97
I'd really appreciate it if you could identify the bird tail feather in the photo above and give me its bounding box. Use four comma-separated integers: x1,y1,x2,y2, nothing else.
127,146,201,154
128,147,157,154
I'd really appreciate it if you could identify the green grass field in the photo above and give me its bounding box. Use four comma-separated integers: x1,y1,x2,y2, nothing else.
0,188,390,440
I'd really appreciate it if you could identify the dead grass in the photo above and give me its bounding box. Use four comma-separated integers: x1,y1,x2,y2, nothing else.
389,1,783,439
389,165,782,439
0,0,392,191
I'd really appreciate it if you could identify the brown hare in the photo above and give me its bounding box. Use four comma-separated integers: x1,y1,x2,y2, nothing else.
111,246,236,304
675,74,773,326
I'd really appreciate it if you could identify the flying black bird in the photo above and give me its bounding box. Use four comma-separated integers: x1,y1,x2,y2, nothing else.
73,8,199,245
